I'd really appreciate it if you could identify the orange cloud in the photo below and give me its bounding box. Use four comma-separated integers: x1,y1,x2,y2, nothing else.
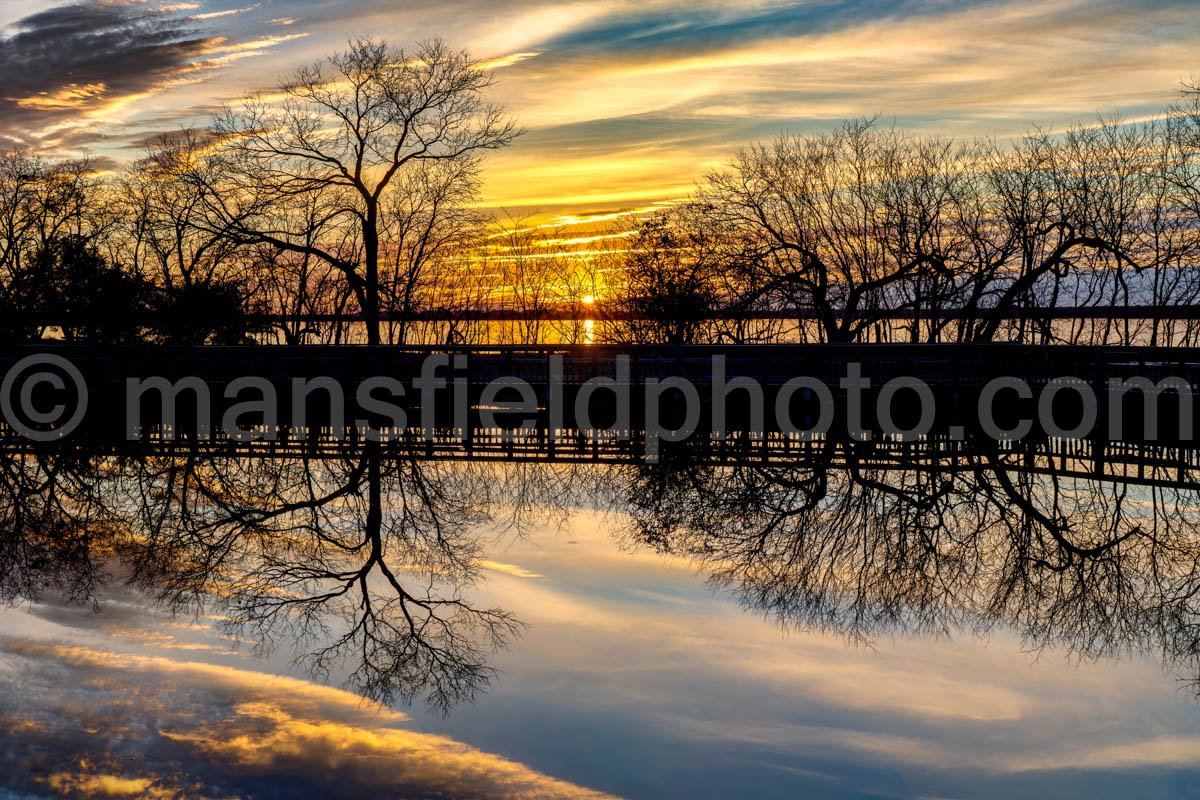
16,82,108,111
164,700,616,798
0,637,617,799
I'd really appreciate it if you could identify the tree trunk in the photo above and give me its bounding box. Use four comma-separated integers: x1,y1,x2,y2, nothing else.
363,208,381,346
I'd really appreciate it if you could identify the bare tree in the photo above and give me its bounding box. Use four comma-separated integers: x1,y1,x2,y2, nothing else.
191,38,518,344
381,157,487,344
699,121,973,343
687,113,1200,346
618,439,1200,692
967,120,1174,343
120,131,248,292
606,209,724,344
122,452,524,711
0,153,101,285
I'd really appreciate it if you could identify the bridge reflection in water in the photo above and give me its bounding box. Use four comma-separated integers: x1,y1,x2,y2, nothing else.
0,343,1199,714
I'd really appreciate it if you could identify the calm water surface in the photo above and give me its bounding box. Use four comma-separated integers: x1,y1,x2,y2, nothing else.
1,493,1197,799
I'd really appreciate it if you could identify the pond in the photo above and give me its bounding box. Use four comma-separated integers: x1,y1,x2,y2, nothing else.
0,446,1196,799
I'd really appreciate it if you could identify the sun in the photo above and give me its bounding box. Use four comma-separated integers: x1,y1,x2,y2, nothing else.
580,294,596,305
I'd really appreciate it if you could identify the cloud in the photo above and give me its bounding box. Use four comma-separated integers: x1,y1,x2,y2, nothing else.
461,511,1200,795
0,638,617,799
2,0,1198,217
0,2,217,145
477,51,543,71
162,699,615,798
470,0,1200,207
0,1,305,150
1002,736,1200,773
479,559,544,578
45,773,172,799
191,5,258,21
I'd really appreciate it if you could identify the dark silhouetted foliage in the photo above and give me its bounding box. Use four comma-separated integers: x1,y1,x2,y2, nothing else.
1,235,153,343
154,279,261,345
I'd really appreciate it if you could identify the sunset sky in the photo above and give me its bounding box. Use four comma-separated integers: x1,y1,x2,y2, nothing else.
2,0,1198,214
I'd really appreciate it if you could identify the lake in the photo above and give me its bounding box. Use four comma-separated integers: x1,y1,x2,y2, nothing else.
0,447,1196,799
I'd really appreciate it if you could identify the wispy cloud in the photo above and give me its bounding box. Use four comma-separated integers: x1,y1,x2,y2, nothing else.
0,0,303,150
2,0,1197,210
479,558,545,578
464,0,1200,207
191,4,259,21
477,51,543,70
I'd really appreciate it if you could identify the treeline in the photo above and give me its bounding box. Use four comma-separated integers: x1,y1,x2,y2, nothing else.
0,153,260,344
616,108,1200,346
1,38,1199,346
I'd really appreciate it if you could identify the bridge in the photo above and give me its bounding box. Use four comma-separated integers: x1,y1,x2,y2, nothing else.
0,343,1197,488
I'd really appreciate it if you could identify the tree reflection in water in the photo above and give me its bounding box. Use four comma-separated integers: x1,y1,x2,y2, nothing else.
0,447,552,712
1,439,1199,711
622,440,1200,694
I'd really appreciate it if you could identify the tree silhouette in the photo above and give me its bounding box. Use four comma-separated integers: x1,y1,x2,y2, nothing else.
188,38,518,345
607,211,723,345
119,450,525,712
618,437,1200,693
1,235,152,343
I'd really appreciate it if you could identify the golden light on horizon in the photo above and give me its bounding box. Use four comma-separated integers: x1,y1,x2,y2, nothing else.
580,294,596,305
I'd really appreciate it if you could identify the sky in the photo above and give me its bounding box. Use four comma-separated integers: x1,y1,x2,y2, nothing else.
1,0,1198,215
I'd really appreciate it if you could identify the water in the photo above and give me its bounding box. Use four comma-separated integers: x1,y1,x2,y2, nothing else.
257,316,1200,347
0,446,1197,798
429,515,1200,800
